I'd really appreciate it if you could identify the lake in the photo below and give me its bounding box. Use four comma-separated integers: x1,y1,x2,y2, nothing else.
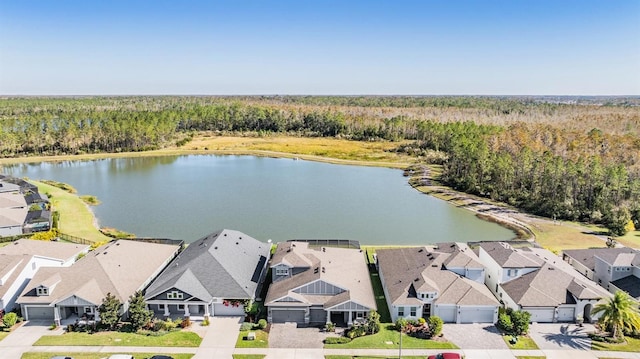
2,155,514,244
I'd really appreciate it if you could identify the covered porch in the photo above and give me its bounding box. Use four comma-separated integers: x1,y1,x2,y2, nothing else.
147,300,211,319
325,300,371,327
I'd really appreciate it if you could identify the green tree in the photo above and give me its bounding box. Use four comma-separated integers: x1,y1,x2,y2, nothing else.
365,310,381,334
592,291,640,340
511,310,531,335
99,292,122,330
128,291,153,331
2,312,18,328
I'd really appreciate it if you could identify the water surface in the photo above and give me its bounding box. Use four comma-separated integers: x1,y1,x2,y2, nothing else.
3,155,514,244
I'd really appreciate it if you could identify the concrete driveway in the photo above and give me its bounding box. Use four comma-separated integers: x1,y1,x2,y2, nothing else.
441,323,508,349
528,322,594,350
269,323,327,348
0,320,62,359
193,316,243,359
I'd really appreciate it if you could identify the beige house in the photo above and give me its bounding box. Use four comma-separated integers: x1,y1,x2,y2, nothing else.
265,242,376,326
17,239,179,325
0,239,88,313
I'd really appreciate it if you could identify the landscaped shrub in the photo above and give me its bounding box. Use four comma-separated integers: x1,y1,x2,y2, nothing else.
497,312,513,333
180,317,191,328
428,315,443,337
257,319,267,329
202,317,210,326
324,336,352,344
240,322,254,331
365,310,381,334
404,321,431,339
325,322,335,332
511,310,531,335
2,312,18,328
346,325,367,339
395,317,408,331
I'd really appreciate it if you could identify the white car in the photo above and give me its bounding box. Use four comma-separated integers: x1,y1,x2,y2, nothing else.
107,355,134,359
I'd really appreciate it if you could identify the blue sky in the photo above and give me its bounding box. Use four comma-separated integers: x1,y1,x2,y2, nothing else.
1,0,639,95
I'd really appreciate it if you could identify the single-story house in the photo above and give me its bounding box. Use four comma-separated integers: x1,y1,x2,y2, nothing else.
265,241,376,326
0,191,28,237
145,229,270,318
563,247,640,300
0,239,88,313
377,244,499,323
17,239,179,325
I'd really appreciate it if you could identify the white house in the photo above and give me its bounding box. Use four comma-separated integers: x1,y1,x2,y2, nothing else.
377,244,499,323
0,239,88,313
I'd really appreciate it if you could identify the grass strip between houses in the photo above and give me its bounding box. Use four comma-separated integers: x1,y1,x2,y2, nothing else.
22,353,194,359
324,324,457,349
33,331,202,347
503,335,539,350
0,331,10,342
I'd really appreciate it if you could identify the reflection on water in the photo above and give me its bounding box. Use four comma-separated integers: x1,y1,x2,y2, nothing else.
1,155,514,244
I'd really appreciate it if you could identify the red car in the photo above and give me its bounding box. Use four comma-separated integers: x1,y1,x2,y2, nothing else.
427,353,462,359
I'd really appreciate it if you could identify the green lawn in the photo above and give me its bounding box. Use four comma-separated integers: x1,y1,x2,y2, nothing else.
616,230,640,249
324,325,457,349
32,180,113,242
503,335,539,349
22,354,194,359
233,355,266,359
0,331,10,342
33,331,202,347
235,329,269,348
368,272,392,323
591,337,640,352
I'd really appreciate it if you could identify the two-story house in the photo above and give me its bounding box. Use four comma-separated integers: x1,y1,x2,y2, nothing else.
563,247,640,300
265,241,376,326
377,244,499,323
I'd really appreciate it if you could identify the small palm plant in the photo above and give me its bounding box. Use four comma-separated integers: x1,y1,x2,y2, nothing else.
592,291,640,340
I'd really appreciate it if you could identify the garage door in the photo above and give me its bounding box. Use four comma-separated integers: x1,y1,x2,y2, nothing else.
309,308,325,323
213,303,245,316
459,307,495,323
271,309,305,324
434,306,456,323
557,307,575,322
26,306,54,320
525,308,555,323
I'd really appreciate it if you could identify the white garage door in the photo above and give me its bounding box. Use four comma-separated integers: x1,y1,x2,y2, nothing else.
434,306,456,323
525,308,555,323
460,307,495,323
271,309,305,324
557,307,575,322
213,303,245,316
26,306,55,320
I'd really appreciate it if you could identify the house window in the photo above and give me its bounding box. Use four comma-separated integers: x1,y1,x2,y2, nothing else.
158,304,165,310
398,307,404,316
36,287,48,296
356,311,364,318
84,307,93,314
275,268,289,276
177,304,185,310
495,284,498,292
410,307,417,316
421,293,425,299
167,291,184,300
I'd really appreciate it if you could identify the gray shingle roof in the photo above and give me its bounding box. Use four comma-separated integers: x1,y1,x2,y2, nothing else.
376,246,498,307
564,248,639,270
145,229,270,301
501,263,604,307
479,242,544,268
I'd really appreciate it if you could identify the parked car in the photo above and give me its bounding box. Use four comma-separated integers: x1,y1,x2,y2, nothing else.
149,356,174,359
427,353,462,359
50,356,74,359
107,355,134,359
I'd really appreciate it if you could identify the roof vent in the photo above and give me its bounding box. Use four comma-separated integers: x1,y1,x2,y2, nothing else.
236,242,239,245
431,264,437,267
214,246,218,250
314,267,319,274
414,278,419,282
418,249,424,253
116,243,120,246
224,233,227,236
322,267,325,273
322,247,326,252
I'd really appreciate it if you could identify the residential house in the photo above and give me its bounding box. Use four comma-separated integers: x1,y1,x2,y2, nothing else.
265,241,376,326
478,242,609,323
377,243,499,323
17,239,179,325
145,229,270,318
563,247,640,300
0,239,88,313
0,177,51,236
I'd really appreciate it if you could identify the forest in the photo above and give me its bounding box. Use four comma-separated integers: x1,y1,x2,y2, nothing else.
0,96,639,235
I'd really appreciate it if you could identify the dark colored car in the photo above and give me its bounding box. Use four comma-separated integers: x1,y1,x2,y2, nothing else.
427,353,462,359
50,356,74,359
149,356,174,359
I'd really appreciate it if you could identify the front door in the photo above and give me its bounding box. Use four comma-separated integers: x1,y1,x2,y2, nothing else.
422,304,431,318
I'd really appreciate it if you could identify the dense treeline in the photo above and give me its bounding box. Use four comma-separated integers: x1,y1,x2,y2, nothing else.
1,96,639,234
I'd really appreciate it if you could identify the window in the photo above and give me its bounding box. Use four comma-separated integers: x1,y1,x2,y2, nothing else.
356,311,364,318
495,284,498,292
398,307,404,316
275,267,289,276
158,304,165,310
36,287,48,296
167,291,184,300
177,304,185,310
410,307,417,316
421,293,425,299
84,307,93,314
